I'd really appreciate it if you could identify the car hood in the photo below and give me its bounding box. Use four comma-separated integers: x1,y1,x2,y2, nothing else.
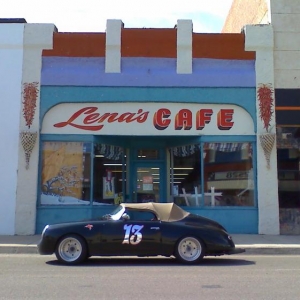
45,220,105,230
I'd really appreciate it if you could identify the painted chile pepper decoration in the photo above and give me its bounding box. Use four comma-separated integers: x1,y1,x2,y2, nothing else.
257,83,274,132
22,82,39,128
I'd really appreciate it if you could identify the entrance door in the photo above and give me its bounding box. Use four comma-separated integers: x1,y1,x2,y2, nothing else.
132,163,164,203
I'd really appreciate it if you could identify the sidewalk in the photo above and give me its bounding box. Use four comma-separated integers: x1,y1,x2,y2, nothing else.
0,234,299,255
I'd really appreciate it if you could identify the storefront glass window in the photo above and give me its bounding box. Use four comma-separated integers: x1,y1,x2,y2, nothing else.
171,144,201,206
203,142,254,206
40,142,91,205
93,144,125,205
277,127,300,208
170,142,254,207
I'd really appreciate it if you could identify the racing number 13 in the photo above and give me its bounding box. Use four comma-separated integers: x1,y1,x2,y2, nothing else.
122,224,144,245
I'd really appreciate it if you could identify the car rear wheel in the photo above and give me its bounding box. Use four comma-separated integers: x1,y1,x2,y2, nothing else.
55,234,87,265
175,236,204,264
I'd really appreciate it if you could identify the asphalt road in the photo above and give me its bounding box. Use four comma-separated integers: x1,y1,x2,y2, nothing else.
0,254,300,300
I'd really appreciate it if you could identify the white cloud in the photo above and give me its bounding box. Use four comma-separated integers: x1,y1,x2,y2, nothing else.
2,0,233,32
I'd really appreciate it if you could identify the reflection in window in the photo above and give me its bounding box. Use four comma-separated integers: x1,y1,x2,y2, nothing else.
204,143,254,206
277,127,300,208
170,144,201,206
40,142,91,205
93,144,125,205
170,143,254,207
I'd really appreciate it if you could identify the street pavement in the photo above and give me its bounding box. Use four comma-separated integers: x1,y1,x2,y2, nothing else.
0,234,299,255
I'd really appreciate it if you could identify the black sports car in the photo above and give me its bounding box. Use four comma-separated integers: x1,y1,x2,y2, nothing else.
38,203,245,265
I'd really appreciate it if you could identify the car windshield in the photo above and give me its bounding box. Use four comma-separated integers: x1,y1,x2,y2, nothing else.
101,205,125,221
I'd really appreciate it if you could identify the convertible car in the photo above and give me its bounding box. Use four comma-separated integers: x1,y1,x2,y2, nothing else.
38,202,245,265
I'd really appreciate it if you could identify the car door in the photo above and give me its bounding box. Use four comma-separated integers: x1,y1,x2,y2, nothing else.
99,219,162,256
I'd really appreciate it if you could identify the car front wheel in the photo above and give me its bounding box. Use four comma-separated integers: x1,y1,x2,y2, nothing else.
175,236,204,264
55,234,87,265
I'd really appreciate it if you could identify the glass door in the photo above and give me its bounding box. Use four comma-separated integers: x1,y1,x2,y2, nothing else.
132,163,163,203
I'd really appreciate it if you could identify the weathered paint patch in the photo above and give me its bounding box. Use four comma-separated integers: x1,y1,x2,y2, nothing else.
280,209,300,234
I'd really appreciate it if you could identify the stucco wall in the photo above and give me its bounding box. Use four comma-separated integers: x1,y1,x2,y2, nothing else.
245,24,280,235
271,0,300,234
0,24,24,235
272,0,300,89
14,24,56,235
0,22,55,235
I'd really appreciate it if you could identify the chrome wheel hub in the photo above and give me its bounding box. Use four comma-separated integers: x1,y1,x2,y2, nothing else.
178,237,201,262
58,237,82,262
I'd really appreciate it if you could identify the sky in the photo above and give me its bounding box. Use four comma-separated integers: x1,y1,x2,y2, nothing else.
2,0,233,33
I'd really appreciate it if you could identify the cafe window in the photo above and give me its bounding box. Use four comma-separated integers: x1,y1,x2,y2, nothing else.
170,142,254,207
40,142,91,205
203,142,254,207
93,143,125,205
277,127,300,208
170,144,202,206
40,142,126,205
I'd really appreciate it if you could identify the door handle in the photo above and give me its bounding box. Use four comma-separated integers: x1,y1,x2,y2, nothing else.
150,227,160,230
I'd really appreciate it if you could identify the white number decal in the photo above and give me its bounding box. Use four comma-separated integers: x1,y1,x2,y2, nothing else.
122,224,132,244
122,224,144,245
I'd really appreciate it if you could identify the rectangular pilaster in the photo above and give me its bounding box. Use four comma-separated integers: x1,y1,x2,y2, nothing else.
105,19,123,73
177,20,192,74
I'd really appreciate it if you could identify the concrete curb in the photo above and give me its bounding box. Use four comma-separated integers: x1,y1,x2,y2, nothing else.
242,247,300,255
0,245,39,254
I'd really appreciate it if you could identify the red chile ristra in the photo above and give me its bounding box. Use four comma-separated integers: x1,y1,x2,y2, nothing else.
22,82,39,129
257,83,274,132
